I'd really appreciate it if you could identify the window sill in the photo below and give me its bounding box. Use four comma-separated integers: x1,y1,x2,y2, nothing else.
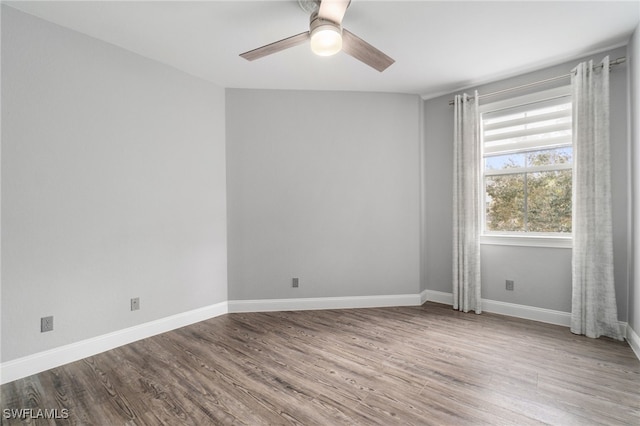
480,234,572,248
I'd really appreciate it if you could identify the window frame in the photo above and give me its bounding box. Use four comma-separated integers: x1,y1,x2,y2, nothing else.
478,86,573,248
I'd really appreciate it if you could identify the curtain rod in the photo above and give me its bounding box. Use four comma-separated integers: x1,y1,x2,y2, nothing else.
447,56,626,106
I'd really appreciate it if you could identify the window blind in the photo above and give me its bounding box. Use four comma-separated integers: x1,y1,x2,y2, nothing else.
482,95,572,155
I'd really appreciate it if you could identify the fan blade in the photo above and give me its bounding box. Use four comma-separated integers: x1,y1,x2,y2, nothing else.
318,0,350,24
240,32,310,61
342,29,394,72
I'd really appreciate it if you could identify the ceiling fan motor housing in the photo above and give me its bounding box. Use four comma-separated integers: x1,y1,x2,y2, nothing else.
310,11,342,32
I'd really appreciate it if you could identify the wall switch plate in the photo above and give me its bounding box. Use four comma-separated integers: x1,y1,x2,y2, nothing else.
41,316,53,332
292,278,299,288
506,280,515,291
131,297,140,311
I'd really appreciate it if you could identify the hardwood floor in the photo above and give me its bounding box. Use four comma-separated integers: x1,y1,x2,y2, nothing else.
2,302,639,425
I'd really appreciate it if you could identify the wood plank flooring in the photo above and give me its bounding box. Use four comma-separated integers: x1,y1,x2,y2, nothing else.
2,302,639,425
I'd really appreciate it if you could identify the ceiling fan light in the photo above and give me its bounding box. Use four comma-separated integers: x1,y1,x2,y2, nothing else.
310,24,342,56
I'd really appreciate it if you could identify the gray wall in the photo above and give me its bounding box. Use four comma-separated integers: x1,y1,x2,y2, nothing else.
423,46,631,319
226,89,421,301
630,25,640,335
1,7,228,362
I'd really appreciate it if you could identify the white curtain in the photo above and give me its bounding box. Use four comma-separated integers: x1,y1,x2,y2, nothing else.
453,92,481,314
571,56,622,340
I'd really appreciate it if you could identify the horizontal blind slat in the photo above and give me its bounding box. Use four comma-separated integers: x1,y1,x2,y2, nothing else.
484,135,572,154
484,122,571,143
484,163,572,176
483,108,571,132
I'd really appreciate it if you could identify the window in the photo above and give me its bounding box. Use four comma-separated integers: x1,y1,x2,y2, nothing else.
480,86,572,246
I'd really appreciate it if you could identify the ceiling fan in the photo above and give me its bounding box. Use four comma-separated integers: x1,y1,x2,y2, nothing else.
239,0,394,72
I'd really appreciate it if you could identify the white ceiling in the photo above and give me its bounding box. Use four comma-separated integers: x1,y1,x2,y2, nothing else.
6,0,640,98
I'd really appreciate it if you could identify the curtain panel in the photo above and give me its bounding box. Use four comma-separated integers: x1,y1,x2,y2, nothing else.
571,56,623,340
453,92,482,314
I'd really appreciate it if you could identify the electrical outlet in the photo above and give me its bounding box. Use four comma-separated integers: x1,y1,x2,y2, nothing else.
41,316,53,332
131,297,140,311
506,280,515,291
292,278,299,288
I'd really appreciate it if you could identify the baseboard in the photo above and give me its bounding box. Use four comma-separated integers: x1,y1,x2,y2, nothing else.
482,299,572,326
228,293,421,313
0,301,228,385
421,289,453,306
626,324,640,361
422,290,571,326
